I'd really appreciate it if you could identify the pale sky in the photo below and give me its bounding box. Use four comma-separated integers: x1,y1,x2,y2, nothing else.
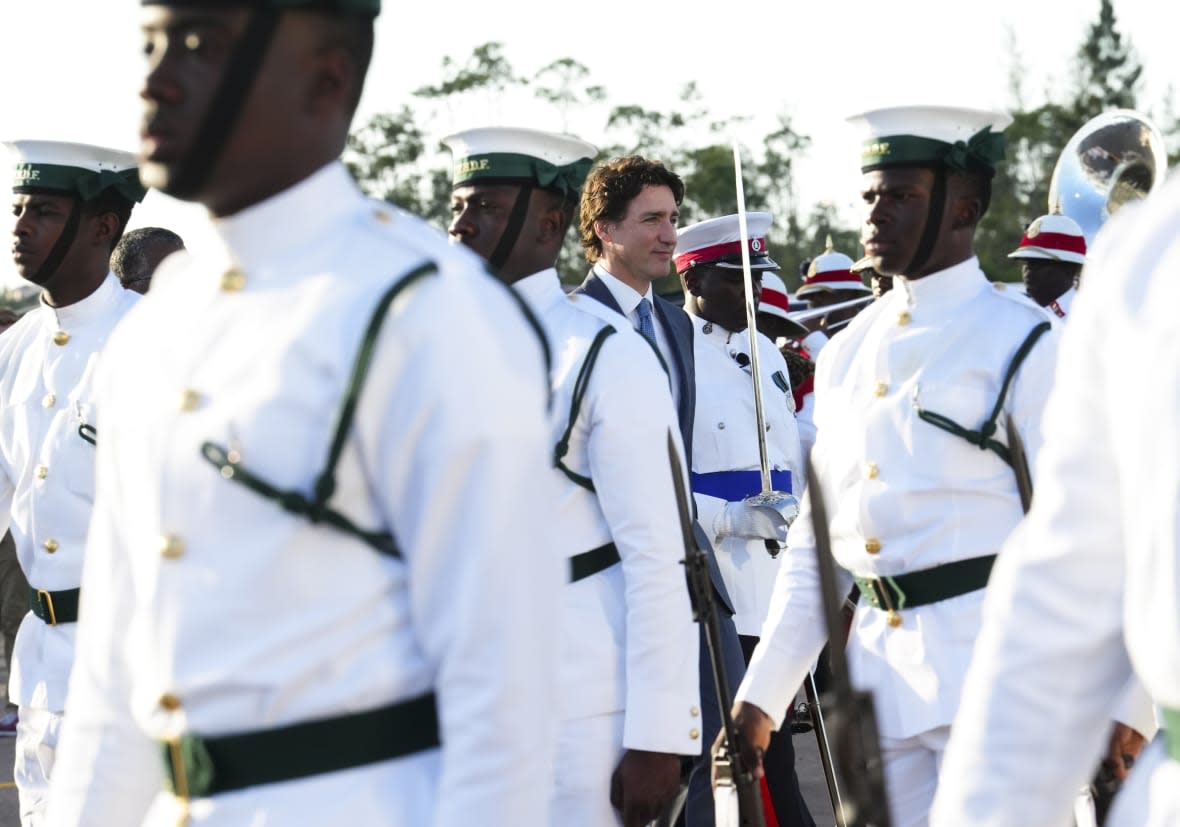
1,0,1178,287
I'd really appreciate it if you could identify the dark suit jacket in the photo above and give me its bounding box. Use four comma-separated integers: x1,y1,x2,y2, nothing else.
574,272,696,459
575,270,735,615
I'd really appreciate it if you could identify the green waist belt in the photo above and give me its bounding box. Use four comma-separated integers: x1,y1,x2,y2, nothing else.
1163,707,1180,762
161,692,439,800
569,542,621,583
853,554,996,616
29,587,80,626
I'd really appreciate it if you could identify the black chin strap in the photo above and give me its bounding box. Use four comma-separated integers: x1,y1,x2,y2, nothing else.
33,200,82,285
168,9,281,199
906,167,946,276
486,184,533,275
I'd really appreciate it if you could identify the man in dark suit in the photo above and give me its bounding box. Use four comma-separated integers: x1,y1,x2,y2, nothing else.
575,155,746,827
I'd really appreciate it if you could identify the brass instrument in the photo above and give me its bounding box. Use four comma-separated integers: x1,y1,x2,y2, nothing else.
1048,109,1168,245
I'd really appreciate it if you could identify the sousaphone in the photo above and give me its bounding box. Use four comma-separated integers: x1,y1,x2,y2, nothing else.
1048,109,1168,245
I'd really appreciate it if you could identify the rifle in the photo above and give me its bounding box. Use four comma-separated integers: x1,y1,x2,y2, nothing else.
1006,414,1033,513
667,432,765,827
805,454,892,827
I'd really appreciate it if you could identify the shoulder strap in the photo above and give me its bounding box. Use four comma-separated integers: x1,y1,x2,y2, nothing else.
200,261,439,557
492,267,553,409
916,321,1051,467
554,326,616,492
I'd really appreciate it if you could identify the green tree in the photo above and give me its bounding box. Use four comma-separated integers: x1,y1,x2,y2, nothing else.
345,106,430,213
1072,0,1141,122
533,58,606,132
977,0,1144,280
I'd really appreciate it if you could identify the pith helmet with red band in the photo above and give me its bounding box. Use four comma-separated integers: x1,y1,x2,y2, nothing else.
759,270,809,338
674,212,777,274
1008,213,1087,265
796,236,871,299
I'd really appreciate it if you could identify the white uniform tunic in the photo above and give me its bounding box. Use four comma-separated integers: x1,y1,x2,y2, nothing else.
0,275,137,713
931,184,1180,827
736,258,1058,823
515,271,700,826
688,313,803,637
46,163,563,827
0,274,137,823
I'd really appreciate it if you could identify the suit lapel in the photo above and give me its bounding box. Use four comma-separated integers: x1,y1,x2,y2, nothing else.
574,271,625,316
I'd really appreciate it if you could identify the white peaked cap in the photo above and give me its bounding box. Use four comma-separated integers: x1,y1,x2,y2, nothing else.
674,212,777,273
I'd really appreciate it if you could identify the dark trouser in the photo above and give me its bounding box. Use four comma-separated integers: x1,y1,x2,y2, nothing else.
738,635,816,827
0,531,27,710
680,608,746,827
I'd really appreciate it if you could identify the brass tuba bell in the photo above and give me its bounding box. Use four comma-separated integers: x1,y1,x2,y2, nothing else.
1048,109,1168,246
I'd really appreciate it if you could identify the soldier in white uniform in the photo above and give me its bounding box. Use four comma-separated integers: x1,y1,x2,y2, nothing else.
1008,207,1152,826
1,140,145,825
445,126,701,827
930,163,1180,827
728,106,1062,827
47,3,562,826
675,214,814,827
930,191,1180,827
1008,211,1085,318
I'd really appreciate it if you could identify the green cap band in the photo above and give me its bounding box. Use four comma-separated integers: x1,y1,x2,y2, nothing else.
861,127,1006,173
451,152,594,197
141,0,379,14
12,163,147,203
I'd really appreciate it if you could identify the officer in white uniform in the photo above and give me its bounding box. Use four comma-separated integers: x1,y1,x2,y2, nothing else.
931,163,1180,827
1008,211,1085,318
1,140,145,825
673,214,803,640
1009,208,1155,826
445,126,701,827
675,214,814,827
729,106,1062,827
48,3,562,826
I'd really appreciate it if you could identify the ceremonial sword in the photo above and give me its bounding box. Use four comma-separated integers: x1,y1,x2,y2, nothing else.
731,142,799,556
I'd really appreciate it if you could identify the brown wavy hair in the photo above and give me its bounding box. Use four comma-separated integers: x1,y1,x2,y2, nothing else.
578,156,685,264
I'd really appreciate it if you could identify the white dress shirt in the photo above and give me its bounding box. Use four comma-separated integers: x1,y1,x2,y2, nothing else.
932,183,1180,827
736,257,1060,739
592,263,683,413
0,274,138,712
688,312,803,636
47,163,562,827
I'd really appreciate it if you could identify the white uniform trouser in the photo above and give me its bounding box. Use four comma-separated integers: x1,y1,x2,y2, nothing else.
15,706,62,827
1107,738,1180,827
549,711,625,827
880,725,951,827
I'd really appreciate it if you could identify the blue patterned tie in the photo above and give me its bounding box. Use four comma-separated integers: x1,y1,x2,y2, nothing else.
636,298,657,347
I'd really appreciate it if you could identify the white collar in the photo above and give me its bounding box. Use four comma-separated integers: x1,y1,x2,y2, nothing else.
513,268,565,312
594,262,654,315
207,161,362,279
39,273,123,331
892,256,988,315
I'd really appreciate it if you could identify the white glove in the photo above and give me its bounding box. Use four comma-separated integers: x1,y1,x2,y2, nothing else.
714,500,789,543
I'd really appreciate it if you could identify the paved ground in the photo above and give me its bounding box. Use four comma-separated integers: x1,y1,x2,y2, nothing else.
795,723,838,826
